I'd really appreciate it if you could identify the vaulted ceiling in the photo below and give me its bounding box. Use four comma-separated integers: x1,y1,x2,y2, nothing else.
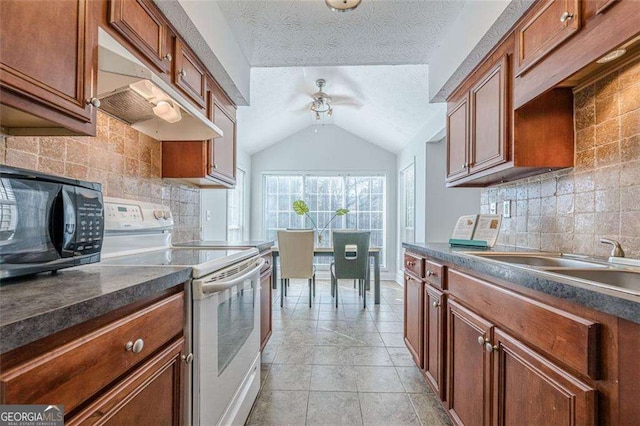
216,0,465,67
237,65,446,154
212,0,465,154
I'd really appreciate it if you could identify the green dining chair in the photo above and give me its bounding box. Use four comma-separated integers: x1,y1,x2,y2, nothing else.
330,231,371,308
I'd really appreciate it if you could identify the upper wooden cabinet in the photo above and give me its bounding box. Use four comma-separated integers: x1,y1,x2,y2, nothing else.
208,103,237,185
469,55,509,175
0,0,97,135
445,95,469,182
514,0,581,77
446,36,574,187
109,0,172,74
174,39,207,108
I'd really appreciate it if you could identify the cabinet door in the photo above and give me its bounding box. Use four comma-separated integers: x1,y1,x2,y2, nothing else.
446,95,469,182
424,285,445,400
109,0,171,74
514,0,581,76
68,338,185,425
404,275,424,368
492,328,596,426
1,0,95,123
174,39,207,108
260,271,273,351
595,0,616,14
469,55,509,175
208,103,237,185
447,299,493,426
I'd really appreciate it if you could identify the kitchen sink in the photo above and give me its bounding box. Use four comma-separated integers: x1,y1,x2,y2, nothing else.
468,253,608,268
546,269,640,294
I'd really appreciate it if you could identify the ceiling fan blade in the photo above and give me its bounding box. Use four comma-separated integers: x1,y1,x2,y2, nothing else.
289,103,313,113
332,99,363,109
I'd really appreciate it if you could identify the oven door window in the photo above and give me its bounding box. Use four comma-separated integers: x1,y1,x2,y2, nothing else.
0,178,62,264
218,277,256,374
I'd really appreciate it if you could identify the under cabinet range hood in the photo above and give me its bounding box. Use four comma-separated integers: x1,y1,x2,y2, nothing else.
96,28,222,141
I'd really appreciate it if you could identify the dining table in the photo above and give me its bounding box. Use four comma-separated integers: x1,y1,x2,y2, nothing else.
270,246,382,304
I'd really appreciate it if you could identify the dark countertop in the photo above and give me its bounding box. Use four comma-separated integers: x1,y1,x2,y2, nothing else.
403,242,640,324
174,240,274,253
0,265,192,354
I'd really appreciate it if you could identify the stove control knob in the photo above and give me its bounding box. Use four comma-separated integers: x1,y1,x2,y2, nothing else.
153,210,164,220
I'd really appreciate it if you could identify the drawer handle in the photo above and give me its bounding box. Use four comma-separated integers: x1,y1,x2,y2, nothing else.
164,53,173,62
181,353,194,364
180,69,187,78
406,261,415,267
432,300,440,308
125,339,144,354
560,11,574,23
426,270,435,277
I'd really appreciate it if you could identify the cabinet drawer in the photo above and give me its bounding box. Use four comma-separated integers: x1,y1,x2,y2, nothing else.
447,269,599,378
404,253,424,279
0,293,184,412
514,0,581,76
424,259,444,289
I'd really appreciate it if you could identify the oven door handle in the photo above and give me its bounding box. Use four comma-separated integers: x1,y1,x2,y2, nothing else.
193,258,265,297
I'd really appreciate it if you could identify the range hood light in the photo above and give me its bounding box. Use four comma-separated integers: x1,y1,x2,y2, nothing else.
153,100,182,123
596,48,627,64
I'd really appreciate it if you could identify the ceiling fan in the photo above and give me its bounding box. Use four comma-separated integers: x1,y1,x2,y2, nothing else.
293,78,362,120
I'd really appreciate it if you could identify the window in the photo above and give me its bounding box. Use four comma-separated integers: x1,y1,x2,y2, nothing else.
227,168,245,242
400,163,415,243
399,162,415,272
264,174,386,267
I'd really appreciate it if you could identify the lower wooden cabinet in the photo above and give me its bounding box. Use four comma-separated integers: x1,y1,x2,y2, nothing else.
68,338,185,425
492,329,596,426
404,274,424,368
260,263,273,351
0,289,187,424
423,285,444,399
446,299,493,426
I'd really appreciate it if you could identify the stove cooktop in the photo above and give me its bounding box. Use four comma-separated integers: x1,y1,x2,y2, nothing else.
100,247,258,278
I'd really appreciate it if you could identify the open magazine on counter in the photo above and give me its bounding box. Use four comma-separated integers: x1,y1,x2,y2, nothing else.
449,214,502,248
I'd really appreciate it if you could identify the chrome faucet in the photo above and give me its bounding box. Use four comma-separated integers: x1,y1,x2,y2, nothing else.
600,238,625,258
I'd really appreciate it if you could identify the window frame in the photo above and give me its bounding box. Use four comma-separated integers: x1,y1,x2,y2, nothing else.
262,171,388,269
226,167,246,242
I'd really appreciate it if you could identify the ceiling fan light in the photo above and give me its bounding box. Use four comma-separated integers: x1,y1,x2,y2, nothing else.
325,0,362,12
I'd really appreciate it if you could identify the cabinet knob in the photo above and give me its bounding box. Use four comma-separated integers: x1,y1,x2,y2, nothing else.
164,53,173,62
485,342,498,353
406,261,415,267
477,335,487,346
181,353,194,364
426,270,434,277
86,97,101,108
180,69,187,78
560,11,574,23
432,300,440,308
125,338,144,354
463,162,468,168
213,162,218,169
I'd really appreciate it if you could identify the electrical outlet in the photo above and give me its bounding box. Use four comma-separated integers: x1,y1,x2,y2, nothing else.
503,200,511,218
490,202,497,215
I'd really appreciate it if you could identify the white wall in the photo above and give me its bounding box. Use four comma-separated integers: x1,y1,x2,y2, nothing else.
201,147,252,240
428,0,511,101
176,0,251,103
250,125,398,276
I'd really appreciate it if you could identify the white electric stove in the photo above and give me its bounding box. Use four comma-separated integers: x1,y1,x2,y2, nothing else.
100,197,263,426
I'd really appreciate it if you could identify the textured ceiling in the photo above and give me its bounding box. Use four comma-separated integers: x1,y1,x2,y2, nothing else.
237,65,445,154
216,0,465,67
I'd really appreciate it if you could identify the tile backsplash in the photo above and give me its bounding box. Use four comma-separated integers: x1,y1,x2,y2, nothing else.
0,111,201,242
481,57,640,259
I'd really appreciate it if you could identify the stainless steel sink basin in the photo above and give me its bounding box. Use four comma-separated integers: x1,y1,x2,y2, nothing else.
468,253,607,268
547,269,640,294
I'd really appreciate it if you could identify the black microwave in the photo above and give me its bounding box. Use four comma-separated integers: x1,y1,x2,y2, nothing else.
0,166,104,280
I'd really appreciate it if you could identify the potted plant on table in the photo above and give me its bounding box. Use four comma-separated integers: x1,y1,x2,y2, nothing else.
292,199,349,245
